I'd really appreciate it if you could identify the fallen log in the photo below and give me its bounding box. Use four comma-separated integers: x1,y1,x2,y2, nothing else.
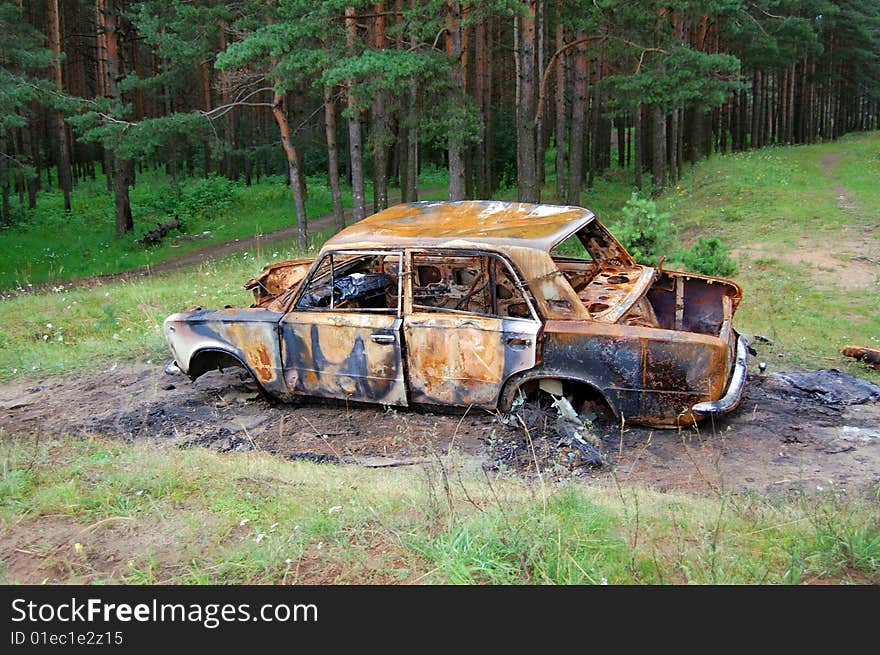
841,345,880,371
140,216,183,245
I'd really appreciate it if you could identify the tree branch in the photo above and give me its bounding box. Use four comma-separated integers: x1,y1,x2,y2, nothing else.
201,86,275,119
534,35,606,123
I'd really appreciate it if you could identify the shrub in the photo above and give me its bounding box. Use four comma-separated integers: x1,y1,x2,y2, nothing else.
614,192,678,265
677,236,738,276
141,175,238,223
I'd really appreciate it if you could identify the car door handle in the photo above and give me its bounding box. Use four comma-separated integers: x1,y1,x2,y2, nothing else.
457,320,480,328
505,337,532,348
371,334,396,344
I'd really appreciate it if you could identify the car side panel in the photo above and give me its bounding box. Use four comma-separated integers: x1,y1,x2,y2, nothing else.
164,309,287,397
280,311,408,405
404,313,539,407
540,320,729,426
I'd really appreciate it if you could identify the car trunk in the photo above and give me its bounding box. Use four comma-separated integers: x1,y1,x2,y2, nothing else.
643,269,742,336
556,259,742,338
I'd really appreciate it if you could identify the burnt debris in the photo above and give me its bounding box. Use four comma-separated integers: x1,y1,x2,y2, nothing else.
772,369,880,406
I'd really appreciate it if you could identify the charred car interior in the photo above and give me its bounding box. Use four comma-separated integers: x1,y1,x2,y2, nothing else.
164,201,747,427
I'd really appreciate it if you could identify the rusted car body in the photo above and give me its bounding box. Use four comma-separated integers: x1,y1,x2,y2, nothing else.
164,201,747,426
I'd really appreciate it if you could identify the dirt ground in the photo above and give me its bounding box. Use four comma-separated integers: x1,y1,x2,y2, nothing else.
1,356,878,497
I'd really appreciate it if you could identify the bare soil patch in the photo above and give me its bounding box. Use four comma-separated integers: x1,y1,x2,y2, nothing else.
2,356,878,497
741,243,880,289
820,151,861,211
744,150,878,289
0,515,181,584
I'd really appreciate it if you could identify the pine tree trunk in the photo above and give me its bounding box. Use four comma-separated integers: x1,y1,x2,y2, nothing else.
445,2,466,200
345,7,367,219
395,0,410,200
651,105,666,189
634,104,643,190
218,24,237,179
324,86,345,233
48,0,71,213
0,131,9,225
100,0,133,234
370,4,390,211
554,5,566,200
516,1,539,202
404,3,419,202
669,109,678,185
750,69,762,148
462,5,475,199
21,121,38,209
567,30,588,204
112,158,133,234
483,16,494,195
273,94,308,251
586,61,601,189
535,1,545,191
200,61,212,177
475,18,489,198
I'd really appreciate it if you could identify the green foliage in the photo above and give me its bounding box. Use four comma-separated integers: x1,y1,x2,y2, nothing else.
68,112,211,161
614,192,678,265
0,1,56,195
0,2,53,132
141,175,237,223
604,47,742,114
677,237,738,277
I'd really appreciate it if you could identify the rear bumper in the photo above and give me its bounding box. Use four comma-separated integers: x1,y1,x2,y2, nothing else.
691,335,748,416
164,360,181,375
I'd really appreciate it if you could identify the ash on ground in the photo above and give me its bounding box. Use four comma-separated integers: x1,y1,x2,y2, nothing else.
487,394,608,478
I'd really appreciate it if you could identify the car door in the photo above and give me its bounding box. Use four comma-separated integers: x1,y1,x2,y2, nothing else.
279,250,408,406
403,250,541,408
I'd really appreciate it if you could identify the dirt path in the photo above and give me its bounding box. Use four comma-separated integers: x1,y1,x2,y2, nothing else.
820,151,860,211
2,355,878,496
14,189,441,297
734,150,879,289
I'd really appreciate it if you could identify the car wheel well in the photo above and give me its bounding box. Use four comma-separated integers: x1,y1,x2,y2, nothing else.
187,348,245,378
500,374,617,420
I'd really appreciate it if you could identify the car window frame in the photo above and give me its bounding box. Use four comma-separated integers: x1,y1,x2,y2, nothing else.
291,249,404,317
405,248,541,324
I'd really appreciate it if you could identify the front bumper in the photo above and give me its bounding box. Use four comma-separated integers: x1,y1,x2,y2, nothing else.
691,335,749,416
164,360,181,375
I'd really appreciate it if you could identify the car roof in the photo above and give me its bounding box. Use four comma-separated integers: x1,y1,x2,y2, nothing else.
322,201,595,254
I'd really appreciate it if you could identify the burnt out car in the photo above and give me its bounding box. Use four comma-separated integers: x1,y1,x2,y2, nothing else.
163,201,747,427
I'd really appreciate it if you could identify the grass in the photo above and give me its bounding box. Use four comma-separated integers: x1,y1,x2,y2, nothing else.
1,434,877,584
0,165,450,291
0,253,278,381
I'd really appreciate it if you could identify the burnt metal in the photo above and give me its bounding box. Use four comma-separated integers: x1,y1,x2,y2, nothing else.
298,272,392,309
773,369,880,405
164,200,747,427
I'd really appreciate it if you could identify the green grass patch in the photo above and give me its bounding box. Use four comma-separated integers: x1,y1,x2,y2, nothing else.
569,132,880,379
1,435,877,584
0,166,450,291
0,251,288,381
